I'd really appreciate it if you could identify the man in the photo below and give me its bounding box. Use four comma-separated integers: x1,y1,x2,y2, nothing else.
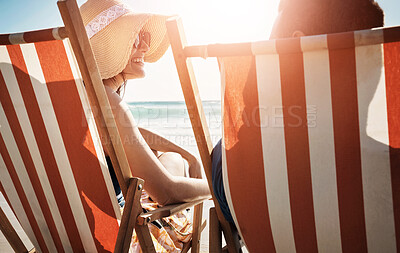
212,0,384,225
270,0,384,39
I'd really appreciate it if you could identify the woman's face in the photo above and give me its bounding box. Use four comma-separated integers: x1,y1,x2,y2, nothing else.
122,32,150,79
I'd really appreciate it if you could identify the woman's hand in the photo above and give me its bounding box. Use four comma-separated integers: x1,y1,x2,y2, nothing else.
188,157,203,179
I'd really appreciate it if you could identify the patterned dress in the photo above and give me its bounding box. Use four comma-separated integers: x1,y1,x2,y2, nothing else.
129,191,193,252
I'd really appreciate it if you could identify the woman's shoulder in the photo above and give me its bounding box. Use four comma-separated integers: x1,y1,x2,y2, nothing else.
104,85,136,125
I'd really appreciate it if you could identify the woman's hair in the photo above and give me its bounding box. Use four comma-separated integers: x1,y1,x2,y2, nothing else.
275,0,384,38
105,76,127,96
116,79,127,96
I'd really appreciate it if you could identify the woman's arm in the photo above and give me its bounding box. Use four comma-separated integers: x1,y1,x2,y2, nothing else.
105,87,210,205
139,127,192,159
139,127,202,178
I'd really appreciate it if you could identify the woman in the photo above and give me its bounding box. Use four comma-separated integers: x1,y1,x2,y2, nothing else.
80,0,210,250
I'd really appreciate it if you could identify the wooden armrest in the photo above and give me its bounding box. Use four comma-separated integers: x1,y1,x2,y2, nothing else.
137,198,206,225
115,178,206,253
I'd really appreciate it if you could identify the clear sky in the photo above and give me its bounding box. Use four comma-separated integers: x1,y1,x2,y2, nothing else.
1,0,399,101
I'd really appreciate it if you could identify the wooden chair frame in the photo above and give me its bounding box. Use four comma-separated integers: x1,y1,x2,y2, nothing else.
166,17,243,253
0,1,205,252
0,202,29,253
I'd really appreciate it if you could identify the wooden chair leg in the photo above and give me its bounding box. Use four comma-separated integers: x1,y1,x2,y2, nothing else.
114,178,144,253
135,224,156,253
191,203,203,253
209,207,222,253
0,206,28,253
210,207,243,253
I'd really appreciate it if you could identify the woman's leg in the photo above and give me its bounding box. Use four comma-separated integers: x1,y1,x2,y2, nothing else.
157,152,186,177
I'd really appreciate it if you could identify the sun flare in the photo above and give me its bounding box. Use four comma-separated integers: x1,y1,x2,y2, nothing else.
133,0,280,44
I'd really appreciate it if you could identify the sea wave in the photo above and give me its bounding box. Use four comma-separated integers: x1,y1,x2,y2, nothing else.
128,101,222,153
128,101,220,118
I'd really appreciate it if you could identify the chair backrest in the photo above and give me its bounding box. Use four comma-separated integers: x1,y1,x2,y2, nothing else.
0,23,121,253
219,26,400,252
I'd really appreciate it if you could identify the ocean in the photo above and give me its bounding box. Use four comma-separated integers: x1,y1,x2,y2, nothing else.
128,100,222,155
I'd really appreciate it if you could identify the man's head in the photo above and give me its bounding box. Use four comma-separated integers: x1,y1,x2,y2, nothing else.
270,0,384,39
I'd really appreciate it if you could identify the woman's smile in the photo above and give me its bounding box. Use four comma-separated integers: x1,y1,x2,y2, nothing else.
132,57,144,63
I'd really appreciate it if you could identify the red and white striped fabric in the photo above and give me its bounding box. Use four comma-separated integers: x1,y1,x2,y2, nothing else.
0,38,121,252
220,26,400,253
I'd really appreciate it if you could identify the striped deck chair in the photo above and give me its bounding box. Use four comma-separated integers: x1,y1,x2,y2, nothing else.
0,26,123,253
167,17,400,253
0,1,205,252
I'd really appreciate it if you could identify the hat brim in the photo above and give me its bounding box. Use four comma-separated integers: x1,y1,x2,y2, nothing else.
88,12,172,79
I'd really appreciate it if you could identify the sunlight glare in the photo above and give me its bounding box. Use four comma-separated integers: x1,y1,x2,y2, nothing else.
131,0,280,43
126,0,281,102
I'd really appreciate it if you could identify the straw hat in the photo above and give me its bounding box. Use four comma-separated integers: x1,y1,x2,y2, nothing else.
80,0,172,79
